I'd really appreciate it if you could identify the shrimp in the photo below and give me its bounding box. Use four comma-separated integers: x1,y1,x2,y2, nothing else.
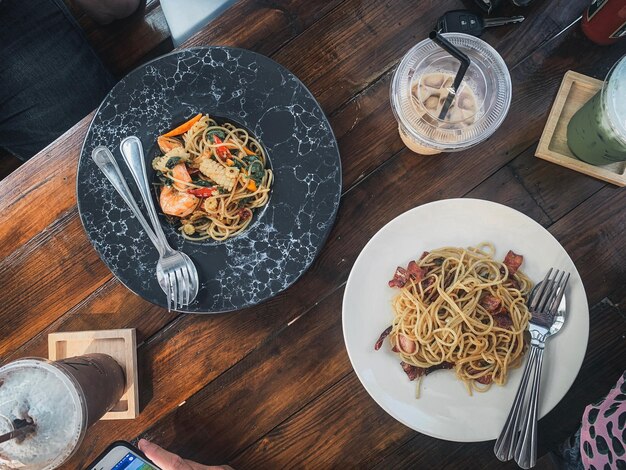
171,163,192,191
158,136,183,153
159,186,199,218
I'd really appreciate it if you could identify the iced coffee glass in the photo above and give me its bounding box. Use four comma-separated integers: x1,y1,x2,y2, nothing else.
391,33,512,155
0,354,125,469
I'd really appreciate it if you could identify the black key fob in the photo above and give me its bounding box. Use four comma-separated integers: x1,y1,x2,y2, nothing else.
436,10,525,37
437,10,485,36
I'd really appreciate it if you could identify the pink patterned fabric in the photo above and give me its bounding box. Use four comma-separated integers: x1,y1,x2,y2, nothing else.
580,371,626,470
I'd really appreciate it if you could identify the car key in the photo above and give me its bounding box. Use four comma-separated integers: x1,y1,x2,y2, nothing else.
436,10,525,36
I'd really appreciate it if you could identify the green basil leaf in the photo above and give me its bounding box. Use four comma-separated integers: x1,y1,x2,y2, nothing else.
249,161,264,185
165,156,182,169
192,177,213,187
208,130,226,140
237,197,252,208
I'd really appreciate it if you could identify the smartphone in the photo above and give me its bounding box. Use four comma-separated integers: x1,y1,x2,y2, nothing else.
85,441,160,470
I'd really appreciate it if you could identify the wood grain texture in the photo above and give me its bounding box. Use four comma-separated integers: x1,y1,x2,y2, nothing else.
138,288,352,466
62,302,301,468
509,143,606,221
66,0,173,78
0,114,91,259
3,278,177,363
66,23,626,466
465,152,553,227
182,0,347,56
0,1,624,468
0,211,112,358
547,185,626,303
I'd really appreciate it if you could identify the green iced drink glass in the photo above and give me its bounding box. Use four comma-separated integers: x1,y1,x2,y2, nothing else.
567,56,626,165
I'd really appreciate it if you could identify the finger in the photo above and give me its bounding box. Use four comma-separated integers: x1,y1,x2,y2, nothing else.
183,459,233,470
138,439,193,470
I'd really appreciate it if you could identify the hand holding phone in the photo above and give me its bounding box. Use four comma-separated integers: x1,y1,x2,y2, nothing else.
86,441,160,470
138,439,232,470
86,440,233,470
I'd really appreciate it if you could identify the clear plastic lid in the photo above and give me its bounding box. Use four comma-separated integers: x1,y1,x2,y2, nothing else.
391,33,512,151
603,55,626,145
0,359,86,470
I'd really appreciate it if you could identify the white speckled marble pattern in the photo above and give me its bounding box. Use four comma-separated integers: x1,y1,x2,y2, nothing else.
76,47,342,313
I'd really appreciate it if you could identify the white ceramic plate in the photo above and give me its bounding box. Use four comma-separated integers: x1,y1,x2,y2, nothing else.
342,198,589,442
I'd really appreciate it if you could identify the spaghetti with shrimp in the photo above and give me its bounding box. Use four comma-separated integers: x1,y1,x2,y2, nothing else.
374,243,532,397
152,113,273,241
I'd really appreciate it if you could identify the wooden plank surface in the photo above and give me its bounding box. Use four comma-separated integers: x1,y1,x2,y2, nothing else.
66,0,173,78
66,16,625,467
0,0,624,468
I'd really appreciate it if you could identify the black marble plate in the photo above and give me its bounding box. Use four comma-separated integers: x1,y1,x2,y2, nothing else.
76,47,341,313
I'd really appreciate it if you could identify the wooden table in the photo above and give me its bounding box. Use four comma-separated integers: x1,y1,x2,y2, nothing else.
1,1,625,468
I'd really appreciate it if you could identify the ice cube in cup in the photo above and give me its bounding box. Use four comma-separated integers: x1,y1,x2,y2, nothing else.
391,33,512,155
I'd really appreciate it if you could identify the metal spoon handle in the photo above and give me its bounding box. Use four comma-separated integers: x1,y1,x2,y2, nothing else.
92,146,164,254
119,136,173,254
515,344,545,468
494,346,539,461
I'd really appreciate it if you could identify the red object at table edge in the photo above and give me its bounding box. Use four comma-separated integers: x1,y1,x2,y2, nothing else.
581,0,626,45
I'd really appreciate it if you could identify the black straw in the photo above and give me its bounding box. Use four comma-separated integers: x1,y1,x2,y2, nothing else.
0,419,35,445
428,31,471,120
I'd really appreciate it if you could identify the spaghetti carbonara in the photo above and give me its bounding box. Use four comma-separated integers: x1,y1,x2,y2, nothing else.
375,243,532,396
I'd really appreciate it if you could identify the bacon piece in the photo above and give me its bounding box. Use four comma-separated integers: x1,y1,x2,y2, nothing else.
374,326,392,351
397,334,417,354
476,374,493,385
493,313,513,329
237,208,252,220
400,362,425,381
389,260,428,288
503,250,524,276
493,305,508,316
425,362,454,375
422,276,436,291
466,366,492,385
506,277,521,290
479,294,501,313
419,251,430,261
406,261,426,282
388,266,409,288
391,345,399,353
443,274,455,289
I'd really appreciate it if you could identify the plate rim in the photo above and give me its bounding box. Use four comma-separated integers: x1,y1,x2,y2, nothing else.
342,197,589,442
76,46,342,314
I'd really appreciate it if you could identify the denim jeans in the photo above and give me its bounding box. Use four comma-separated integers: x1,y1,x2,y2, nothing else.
0,0,116,160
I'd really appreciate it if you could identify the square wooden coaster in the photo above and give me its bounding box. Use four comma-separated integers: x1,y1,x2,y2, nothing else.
536,70,626,187
48,329,139,420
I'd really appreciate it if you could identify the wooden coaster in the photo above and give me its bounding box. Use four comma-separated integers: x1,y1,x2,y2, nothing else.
48,329,139,420
536,70,626,187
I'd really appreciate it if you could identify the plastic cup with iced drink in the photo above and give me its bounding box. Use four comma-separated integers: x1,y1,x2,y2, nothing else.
567,55,626,165
0,354,125,469
391,33,512,155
